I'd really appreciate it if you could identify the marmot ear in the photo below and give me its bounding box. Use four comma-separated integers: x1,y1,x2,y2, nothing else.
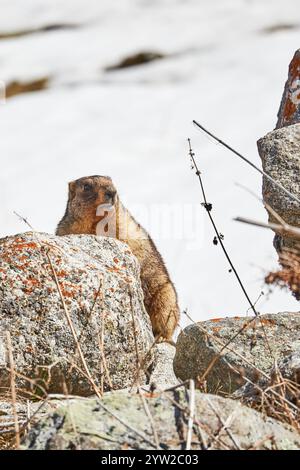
68,181,76,198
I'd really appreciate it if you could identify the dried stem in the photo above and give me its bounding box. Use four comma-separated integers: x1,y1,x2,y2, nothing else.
186,379,195,450
182,311,299,415
205,396,241,450
187,139,273,357
46,250,102,399
138,388,161,449
187,139,260,317
192,120,300,205
6,331,20,448
235,216,300,238
129,287,142,385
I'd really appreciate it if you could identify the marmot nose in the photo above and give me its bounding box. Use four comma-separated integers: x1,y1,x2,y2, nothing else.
104,191,116,204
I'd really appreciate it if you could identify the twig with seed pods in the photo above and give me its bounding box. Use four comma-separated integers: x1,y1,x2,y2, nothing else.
187,138,273,356
187,138,260,317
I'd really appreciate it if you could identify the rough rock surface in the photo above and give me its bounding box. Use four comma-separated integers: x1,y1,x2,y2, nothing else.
258,124,300,252
174,313,300,393
0,398,60,445
0,232,154,396
22,389,300,450
276,350,300,383
276,49,300,129
258,49,300,254
235,350,300,408
149,343,178,387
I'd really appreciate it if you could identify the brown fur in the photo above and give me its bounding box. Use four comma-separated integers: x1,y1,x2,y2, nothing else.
56,175,179,341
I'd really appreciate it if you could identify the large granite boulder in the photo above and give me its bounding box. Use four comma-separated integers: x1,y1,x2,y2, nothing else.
0,232,155,396
174,313,300,393
22,389,300,450
258,49,300,253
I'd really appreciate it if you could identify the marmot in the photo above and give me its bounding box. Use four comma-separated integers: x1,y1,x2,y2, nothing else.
56,175,179,341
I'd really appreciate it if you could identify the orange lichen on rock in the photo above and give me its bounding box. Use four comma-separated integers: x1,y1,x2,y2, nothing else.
258,318,276,327
55,270,69,278
60,285,77,298
26,277,40,286
12,241,38,251
212,326,221,334
106,266,121,274
276,49,300,128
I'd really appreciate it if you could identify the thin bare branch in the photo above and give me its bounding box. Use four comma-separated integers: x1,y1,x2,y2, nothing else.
235,216,300,238
46,250,102,399
205,396,241,450
138,388,161,449
193,120,300,205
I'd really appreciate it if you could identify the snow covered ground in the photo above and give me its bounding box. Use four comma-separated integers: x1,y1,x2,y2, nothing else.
0,0,300,326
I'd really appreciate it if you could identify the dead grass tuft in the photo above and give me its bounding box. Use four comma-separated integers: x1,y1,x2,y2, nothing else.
265,247,300,300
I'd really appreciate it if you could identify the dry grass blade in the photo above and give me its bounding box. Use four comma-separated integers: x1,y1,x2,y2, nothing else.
235,182,287,227
266,248,300,300
62,358,160,448
226,362,299,428
76,276,104,346
19,399,49,433
129,287,142,383
186,379,195,450
183,310,256,383
181,314,299,420
26,400,31,432
246,434,275,450
163,380,190,392
6,331,20,449
205,396,241,450
46,250,102,399
96,400,159,449
98,330,113,392
141,385,229,450
138,388,161,449
206,406,238,450
96,277,113,392
129,336,160,391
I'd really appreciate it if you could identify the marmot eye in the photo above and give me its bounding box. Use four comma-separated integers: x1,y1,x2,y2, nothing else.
83,183,92,192
105,190,115,201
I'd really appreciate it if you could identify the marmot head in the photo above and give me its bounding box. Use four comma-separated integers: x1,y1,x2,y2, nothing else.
66,175,118,233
